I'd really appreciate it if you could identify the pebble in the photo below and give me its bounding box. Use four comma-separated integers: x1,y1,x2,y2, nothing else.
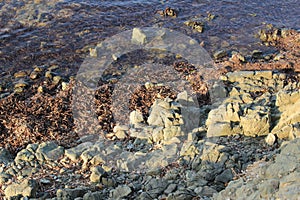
14,71,27,78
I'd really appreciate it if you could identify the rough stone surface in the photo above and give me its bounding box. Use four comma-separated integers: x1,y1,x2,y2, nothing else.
4,179,38,198
110,185,132,199
35,141,64,161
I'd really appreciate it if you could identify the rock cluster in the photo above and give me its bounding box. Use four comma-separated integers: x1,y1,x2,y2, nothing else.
207,70,300,143
1,70,300,199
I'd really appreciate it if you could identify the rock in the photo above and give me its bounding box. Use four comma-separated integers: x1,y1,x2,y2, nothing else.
240,107,270,136
210,82,227,102
226,71,254,82
207,122,233,137
14,71,27,78
110,185,132,199
56,187,89,200
113,125,129,133
83,191,104,200
213,50,227,59
90,166,107,183
129,110,144,125
164,183,177,194
5,179,38,198
144,178,168,198
265,133,276,145
53,75,62,85
214,138,300,200
215,169,233,183
0,172,12,184
65,142,93,162
35,141,64,162
167,189,195,200
0,148,13,164
252,50,263,59
132,28,147,45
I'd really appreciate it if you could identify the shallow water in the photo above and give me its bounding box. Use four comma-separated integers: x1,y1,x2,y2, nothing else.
0,0,299,77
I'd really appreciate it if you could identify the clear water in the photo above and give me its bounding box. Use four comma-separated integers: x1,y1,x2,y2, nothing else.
0,0,299,76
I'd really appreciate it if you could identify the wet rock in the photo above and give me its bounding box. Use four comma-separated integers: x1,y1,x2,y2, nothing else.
35,141,64,162
14,71,27,78
5,179,38,198
213,50,227,60
56,187,89,200
110,185,132,199
184,21,204,33
132,28,147,45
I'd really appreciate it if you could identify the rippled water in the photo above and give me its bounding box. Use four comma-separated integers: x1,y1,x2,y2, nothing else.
0,0,299,77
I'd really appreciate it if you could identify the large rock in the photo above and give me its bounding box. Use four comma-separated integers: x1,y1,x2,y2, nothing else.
5,179,38,198
65,142,93,162
35,141,64,161
240,107,270,136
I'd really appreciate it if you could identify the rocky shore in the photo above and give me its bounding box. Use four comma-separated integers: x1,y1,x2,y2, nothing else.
1,67,300,199
0,21,299,200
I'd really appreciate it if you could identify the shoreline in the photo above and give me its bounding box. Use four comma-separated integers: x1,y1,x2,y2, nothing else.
0,26,299,199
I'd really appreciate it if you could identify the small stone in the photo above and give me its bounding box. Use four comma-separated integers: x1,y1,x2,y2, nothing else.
61,82,68,91
213,50,227,59
53,76,62,85
90,166,107,183
110,185,132,199
273,53,284,61
29,71,39,80
56,187,88,200
83,191,104,200
252,50,263,59
265,133,276,145
45,71,52,79
130,110,144,125
37,86,43,93
115,130,127,139
14,71,27,78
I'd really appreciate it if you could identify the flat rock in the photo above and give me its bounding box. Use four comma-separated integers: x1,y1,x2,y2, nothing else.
36,141,64,161
65,142,93,162
110,185,132,199
5,179,38,198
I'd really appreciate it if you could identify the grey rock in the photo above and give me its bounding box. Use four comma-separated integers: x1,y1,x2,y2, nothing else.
110,185,132,199
144,178,168,198
36,141,64,161
215,169,233,183
5,179,38,198
90,166,107,183
213,50,227,60
56,187,89,200
167,189,195,200
83,191,104,200
65,142,93,162
0,147,13,164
